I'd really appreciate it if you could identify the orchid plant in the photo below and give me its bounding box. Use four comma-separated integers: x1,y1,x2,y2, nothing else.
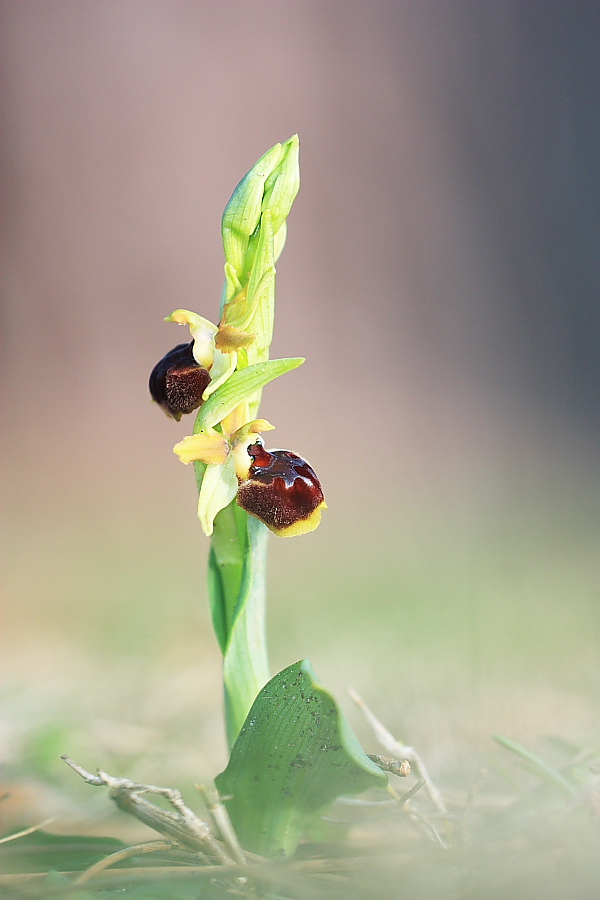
148,137,388,856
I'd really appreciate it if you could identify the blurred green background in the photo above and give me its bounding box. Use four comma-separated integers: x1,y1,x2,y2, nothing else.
2,0,600,847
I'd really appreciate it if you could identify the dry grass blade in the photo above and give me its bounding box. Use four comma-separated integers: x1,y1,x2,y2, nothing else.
73,839,174,884
348,688,448,816
0,819,56,845
197,784,248,865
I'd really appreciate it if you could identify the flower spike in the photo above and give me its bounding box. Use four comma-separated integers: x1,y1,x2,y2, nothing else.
150,137,324,539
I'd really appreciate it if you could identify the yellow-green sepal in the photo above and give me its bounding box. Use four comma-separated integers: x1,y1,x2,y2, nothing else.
173,431,229,466
197,454,239,537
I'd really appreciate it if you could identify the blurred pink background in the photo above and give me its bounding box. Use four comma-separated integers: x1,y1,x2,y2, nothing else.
2,1,600,832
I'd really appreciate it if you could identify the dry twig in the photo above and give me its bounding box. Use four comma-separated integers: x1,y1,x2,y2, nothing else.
61,754,233,863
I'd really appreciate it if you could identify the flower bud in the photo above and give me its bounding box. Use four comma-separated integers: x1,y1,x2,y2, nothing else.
149,341,211,421
236,442,326,537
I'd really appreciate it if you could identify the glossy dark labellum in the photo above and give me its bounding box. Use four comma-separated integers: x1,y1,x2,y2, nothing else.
149,341,211,420
237,443,325,536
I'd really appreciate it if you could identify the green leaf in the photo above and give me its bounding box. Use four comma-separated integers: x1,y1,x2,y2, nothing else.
219,136,300,344
261,134,300,235
0,829,125,874
221,142,284,277
207,501,248,653
272,219,287,263
195,357,304,430
215,659,388,857
208,507,269,750
239,208,276,360
219,209,276,364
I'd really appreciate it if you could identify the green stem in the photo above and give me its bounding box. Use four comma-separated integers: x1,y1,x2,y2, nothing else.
203,468,270,747
199,138,299,748
222,514,270,748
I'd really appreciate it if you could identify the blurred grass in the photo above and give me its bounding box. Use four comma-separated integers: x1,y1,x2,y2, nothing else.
1,736,600,898
3,465,600,767
2,439,600,894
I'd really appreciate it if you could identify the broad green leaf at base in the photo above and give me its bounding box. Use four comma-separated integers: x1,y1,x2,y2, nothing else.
215,659,388,857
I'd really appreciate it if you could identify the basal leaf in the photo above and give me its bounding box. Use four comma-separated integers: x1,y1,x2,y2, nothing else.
215,659,388,856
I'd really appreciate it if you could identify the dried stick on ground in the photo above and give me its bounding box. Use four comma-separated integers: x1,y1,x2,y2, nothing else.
61,755,240,864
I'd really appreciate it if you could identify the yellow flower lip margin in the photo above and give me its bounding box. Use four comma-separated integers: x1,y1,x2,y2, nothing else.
269,504,325,538
236,444,327,538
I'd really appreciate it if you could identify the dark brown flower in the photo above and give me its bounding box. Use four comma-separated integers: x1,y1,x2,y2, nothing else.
236,442,326,537
149,341,211,421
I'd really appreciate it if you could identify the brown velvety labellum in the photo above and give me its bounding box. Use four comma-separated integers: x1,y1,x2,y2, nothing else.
149,341,211,420
237,446,325,530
